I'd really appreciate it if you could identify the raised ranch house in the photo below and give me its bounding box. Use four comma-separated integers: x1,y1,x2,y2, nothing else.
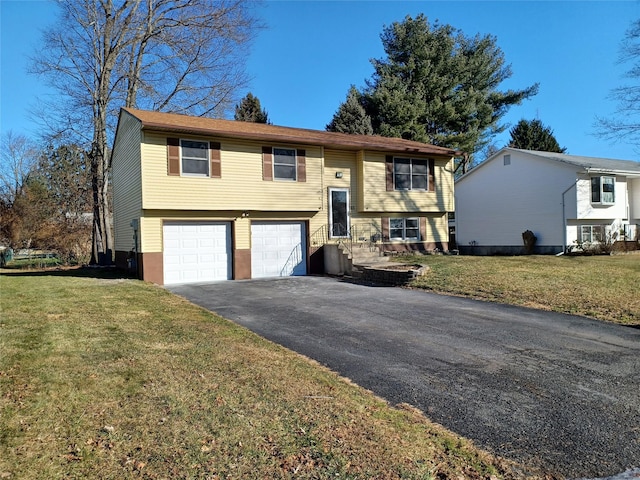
454,147,640,255
111,108,457,285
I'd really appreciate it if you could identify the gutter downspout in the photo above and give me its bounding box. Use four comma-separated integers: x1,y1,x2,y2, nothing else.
561,180,578,253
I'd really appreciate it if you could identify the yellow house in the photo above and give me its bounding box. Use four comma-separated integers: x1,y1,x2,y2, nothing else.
112,108,457,285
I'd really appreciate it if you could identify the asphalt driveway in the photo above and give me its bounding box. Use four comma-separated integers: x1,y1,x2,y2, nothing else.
169,276,640,479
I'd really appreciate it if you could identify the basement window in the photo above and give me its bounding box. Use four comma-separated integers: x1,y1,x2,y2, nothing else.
390,218,420,240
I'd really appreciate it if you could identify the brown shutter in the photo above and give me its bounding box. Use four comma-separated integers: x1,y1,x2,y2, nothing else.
262,146,273,181
381,217,390,242
386,155,394,191
210,142,221,178
429,159,435,192
167,137,180,176
420,217,427,241
297,149,306,182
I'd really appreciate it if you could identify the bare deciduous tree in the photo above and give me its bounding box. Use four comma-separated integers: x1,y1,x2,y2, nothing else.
31,0,260,264
596,18,640,151
0,132,47,249
0,132,38,206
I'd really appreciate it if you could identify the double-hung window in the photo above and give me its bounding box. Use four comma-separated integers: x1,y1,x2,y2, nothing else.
390,218,420,240
580,225,605,243
181,139,209,176
591,176,615,204
394,158,428,190
273,147,297,181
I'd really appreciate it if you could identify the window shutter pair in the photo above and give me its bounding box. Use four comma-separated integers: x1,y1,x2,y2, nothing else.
262,146,306,182
167,138,221,177
385,155,435,192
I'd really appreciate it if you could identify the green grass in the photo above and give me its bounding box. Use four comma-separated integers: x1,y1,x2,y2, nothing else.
398,254,640,325
0,269,532,480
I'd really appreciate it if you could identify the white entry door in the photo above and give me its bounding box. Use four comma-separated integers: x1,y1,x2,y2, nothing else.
163,222,231,285
251,221,306,278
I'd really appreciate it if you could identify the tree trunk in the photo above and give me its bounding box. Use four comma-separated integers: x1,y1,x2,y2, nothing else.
89,139,113,265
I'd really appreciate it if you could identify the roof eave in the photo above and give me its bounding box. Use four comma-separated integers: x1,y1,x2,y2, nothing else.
138,121,458,157
585,167,640,177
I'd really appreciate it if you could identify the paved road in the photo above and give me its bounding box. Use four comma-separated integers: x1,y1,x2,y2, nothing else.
169,276,640,479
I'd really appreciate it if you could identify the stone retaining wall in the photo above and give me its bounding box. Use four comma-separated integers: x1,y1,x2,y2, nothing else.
353,264,428,286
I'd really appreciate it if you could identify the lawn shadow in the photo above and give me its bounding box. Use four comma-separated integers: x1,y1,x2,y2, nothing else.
0,265,135,281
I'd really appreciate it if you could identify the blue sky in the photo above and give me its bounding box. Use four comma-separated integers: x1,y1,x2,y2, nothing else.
2,0,640,160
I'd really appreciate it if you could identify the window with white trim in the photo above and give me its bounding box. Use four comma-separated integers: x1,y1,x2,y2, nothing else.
591,176,615,204
394,158,428,190
181,139,209,176
273,147,297,181
580,225,605,243
390,218,420,240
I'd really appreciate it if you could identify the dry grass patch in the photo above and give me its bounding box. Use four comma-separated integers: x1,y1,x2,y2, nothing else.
0,269,536,479
401,254,640,325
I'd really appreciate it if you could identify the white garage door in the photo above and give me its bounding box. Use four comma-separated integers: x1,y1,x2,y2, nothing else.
251,221,307,278
163,222,231,285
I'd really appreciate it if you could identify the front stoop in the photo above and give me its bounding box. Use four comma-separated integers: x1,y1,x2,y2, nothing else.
324,242,387,276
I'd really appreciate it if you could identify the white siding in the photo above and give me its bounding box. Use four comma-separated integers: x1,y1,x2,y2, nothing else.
630,178,640,222
576,175,629,220
455,151,577,249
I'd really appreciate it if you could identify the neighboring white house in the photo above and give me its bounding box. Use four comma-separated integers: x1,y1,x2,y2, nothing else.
454,148,640,255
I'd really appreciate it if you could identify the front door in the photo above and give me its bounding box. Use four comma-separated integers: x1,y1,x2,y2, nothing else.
329,188,350,238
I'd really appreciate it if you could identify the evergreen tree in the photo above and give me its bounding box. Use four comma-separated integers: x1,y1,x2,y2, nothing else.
508,119,566,153
353,14,538,156
326,86,373,134
234,93,270,123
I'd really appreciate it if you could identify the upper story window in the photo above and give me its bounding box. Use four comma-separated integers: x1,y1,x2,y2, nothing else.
181,139,209,176
273,147,297,181
591,176,615,204
261,146,306,183
167,137,221,178
394,158,428,190
390,218,420,240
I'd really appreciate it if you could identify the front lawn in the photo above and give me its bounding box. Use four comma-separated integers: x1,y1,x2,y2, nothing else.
0,269,534,479
400,254,640,325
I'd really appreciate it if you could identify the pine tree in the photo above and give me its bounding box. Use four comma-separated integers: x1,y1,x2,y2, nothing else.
508,119,566,153
234,93,270,124
350,14,538,155
326,86,373,134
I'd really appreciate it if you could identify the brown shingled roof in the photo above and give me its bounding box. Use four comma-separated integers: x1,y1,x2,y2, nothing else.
122,108,460,157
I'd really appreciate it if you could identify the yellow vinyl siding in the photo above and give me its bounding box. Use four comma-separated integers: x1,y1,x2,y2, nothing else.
324,148,358,215
140,210,319,253
140,211,238,253
112,111,143,252
141,134,323,212
358,152,454,213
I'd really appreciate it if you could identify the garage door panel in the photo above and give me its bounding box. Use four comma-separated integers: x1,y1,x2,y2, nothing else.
163,222,231,285
251,221,306,278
